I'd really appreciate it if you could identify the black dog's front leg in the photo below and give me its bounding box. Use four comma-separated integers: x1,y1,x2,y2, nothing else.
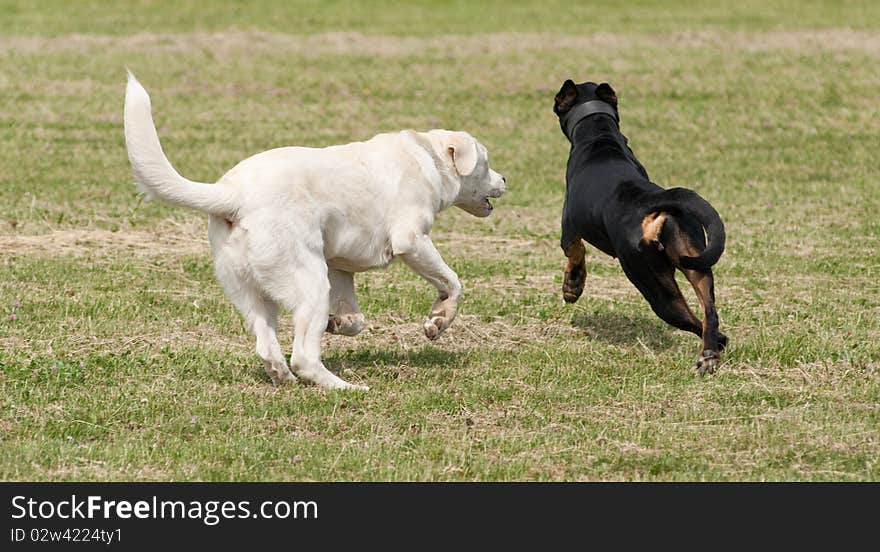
562,238,586,303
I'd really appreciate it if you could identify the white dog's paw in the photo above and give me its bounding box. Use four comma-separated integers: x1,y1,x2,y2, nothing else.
423,293,458,341
318,375,369,392
265,362,298,386
423,316,450,340
326,313,366,336
295,363,369,391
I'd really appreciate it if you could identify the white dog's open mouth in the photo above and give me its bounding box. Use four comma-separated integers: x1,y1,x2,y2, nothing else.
483,187,504,213
459,190,503,217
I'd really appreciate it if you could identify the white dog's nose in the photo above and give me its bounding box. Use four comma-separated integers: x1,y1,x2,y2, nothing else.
487,170,505,198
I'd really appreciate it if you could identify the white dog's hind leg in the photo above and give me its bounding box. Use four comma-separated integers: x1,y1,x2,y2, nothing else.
220,283,295,385
243,216,367,391
257,252,367,391
251,300,297,385
213,257,296,385
211,218,296,385
287,262,368,391
327,269,366,336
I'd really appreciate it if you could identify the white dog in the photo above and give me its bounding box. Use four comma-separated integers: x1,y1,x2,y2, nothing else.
123,72,506,391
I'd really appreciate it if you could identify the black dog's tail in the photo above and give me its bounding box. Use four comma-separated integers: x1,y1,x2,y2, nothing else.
640,187,725,270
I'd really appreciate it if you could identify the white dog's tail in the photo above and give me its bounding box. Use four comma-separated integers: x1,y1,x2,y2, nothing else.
123,70,237,217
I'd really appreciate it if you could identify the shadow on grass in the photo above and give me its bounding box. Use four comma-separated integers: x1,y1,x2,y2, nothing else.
325,347,461,370
570,310,678,351
238,347,460,384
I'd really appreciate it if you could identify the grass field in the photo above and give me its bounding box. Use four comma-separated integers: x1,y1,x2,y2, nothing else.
1,1,878,481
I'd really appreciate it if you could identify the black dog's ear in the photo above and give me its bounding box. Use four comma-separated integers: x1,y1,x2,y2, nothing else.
554,79,578,113
595,82,618,108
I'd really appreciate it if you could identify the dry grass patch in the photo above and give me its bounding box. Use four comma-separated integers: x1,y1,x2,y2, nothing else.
3,29,880,58
0,219,208,256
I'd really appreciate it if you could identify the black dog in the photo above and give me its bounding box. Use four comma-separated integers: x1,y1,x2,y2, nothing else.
553,79,727,374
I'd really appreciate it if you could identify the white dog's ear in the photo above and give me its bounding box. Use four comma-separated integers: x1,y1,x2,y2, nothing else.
446,134,478,176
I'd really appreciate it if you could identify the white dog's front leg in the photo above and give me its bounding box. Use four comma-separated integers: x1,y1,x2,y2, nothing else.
395,233,462,340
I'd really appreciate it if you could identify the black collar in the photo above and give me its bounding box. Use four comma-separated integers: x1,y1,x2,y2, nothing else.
560,100,618,141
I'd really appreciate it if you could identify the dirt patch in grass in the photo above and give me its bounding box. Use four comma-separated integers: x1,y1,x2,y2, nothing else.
0,220,208,257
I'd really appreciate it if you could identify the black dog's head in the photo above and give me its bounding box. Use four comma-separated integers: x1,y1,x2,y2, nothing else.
553,80,620,141
553,79,618,116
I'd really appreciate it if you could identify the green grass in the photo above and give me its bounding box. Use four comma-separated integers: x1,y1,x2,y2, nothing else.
4,0,880,35
1,1,878,481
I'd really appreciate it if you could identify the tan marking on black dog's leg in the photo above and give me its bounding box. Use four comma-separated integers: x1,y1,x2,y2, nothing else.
563,239,586,303
683,268,723,375
641,211,668,250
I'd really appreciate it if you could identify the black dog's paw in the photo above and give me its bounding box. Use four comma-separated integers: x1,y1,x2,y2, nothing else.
563,266,586,303
562,277,584,303
695,349,721,376
717,333,728,352
563,288,583,303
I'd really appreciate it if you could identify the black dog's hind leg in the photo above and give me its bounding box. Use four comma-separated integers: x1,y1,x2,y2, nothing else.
619,255,704,338
660,215,727,374
562,238,586,303
681,267,724,374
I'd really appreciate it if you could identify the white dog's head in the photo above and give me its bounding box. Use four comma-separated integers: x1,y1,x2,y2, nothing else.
426,130,506,217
